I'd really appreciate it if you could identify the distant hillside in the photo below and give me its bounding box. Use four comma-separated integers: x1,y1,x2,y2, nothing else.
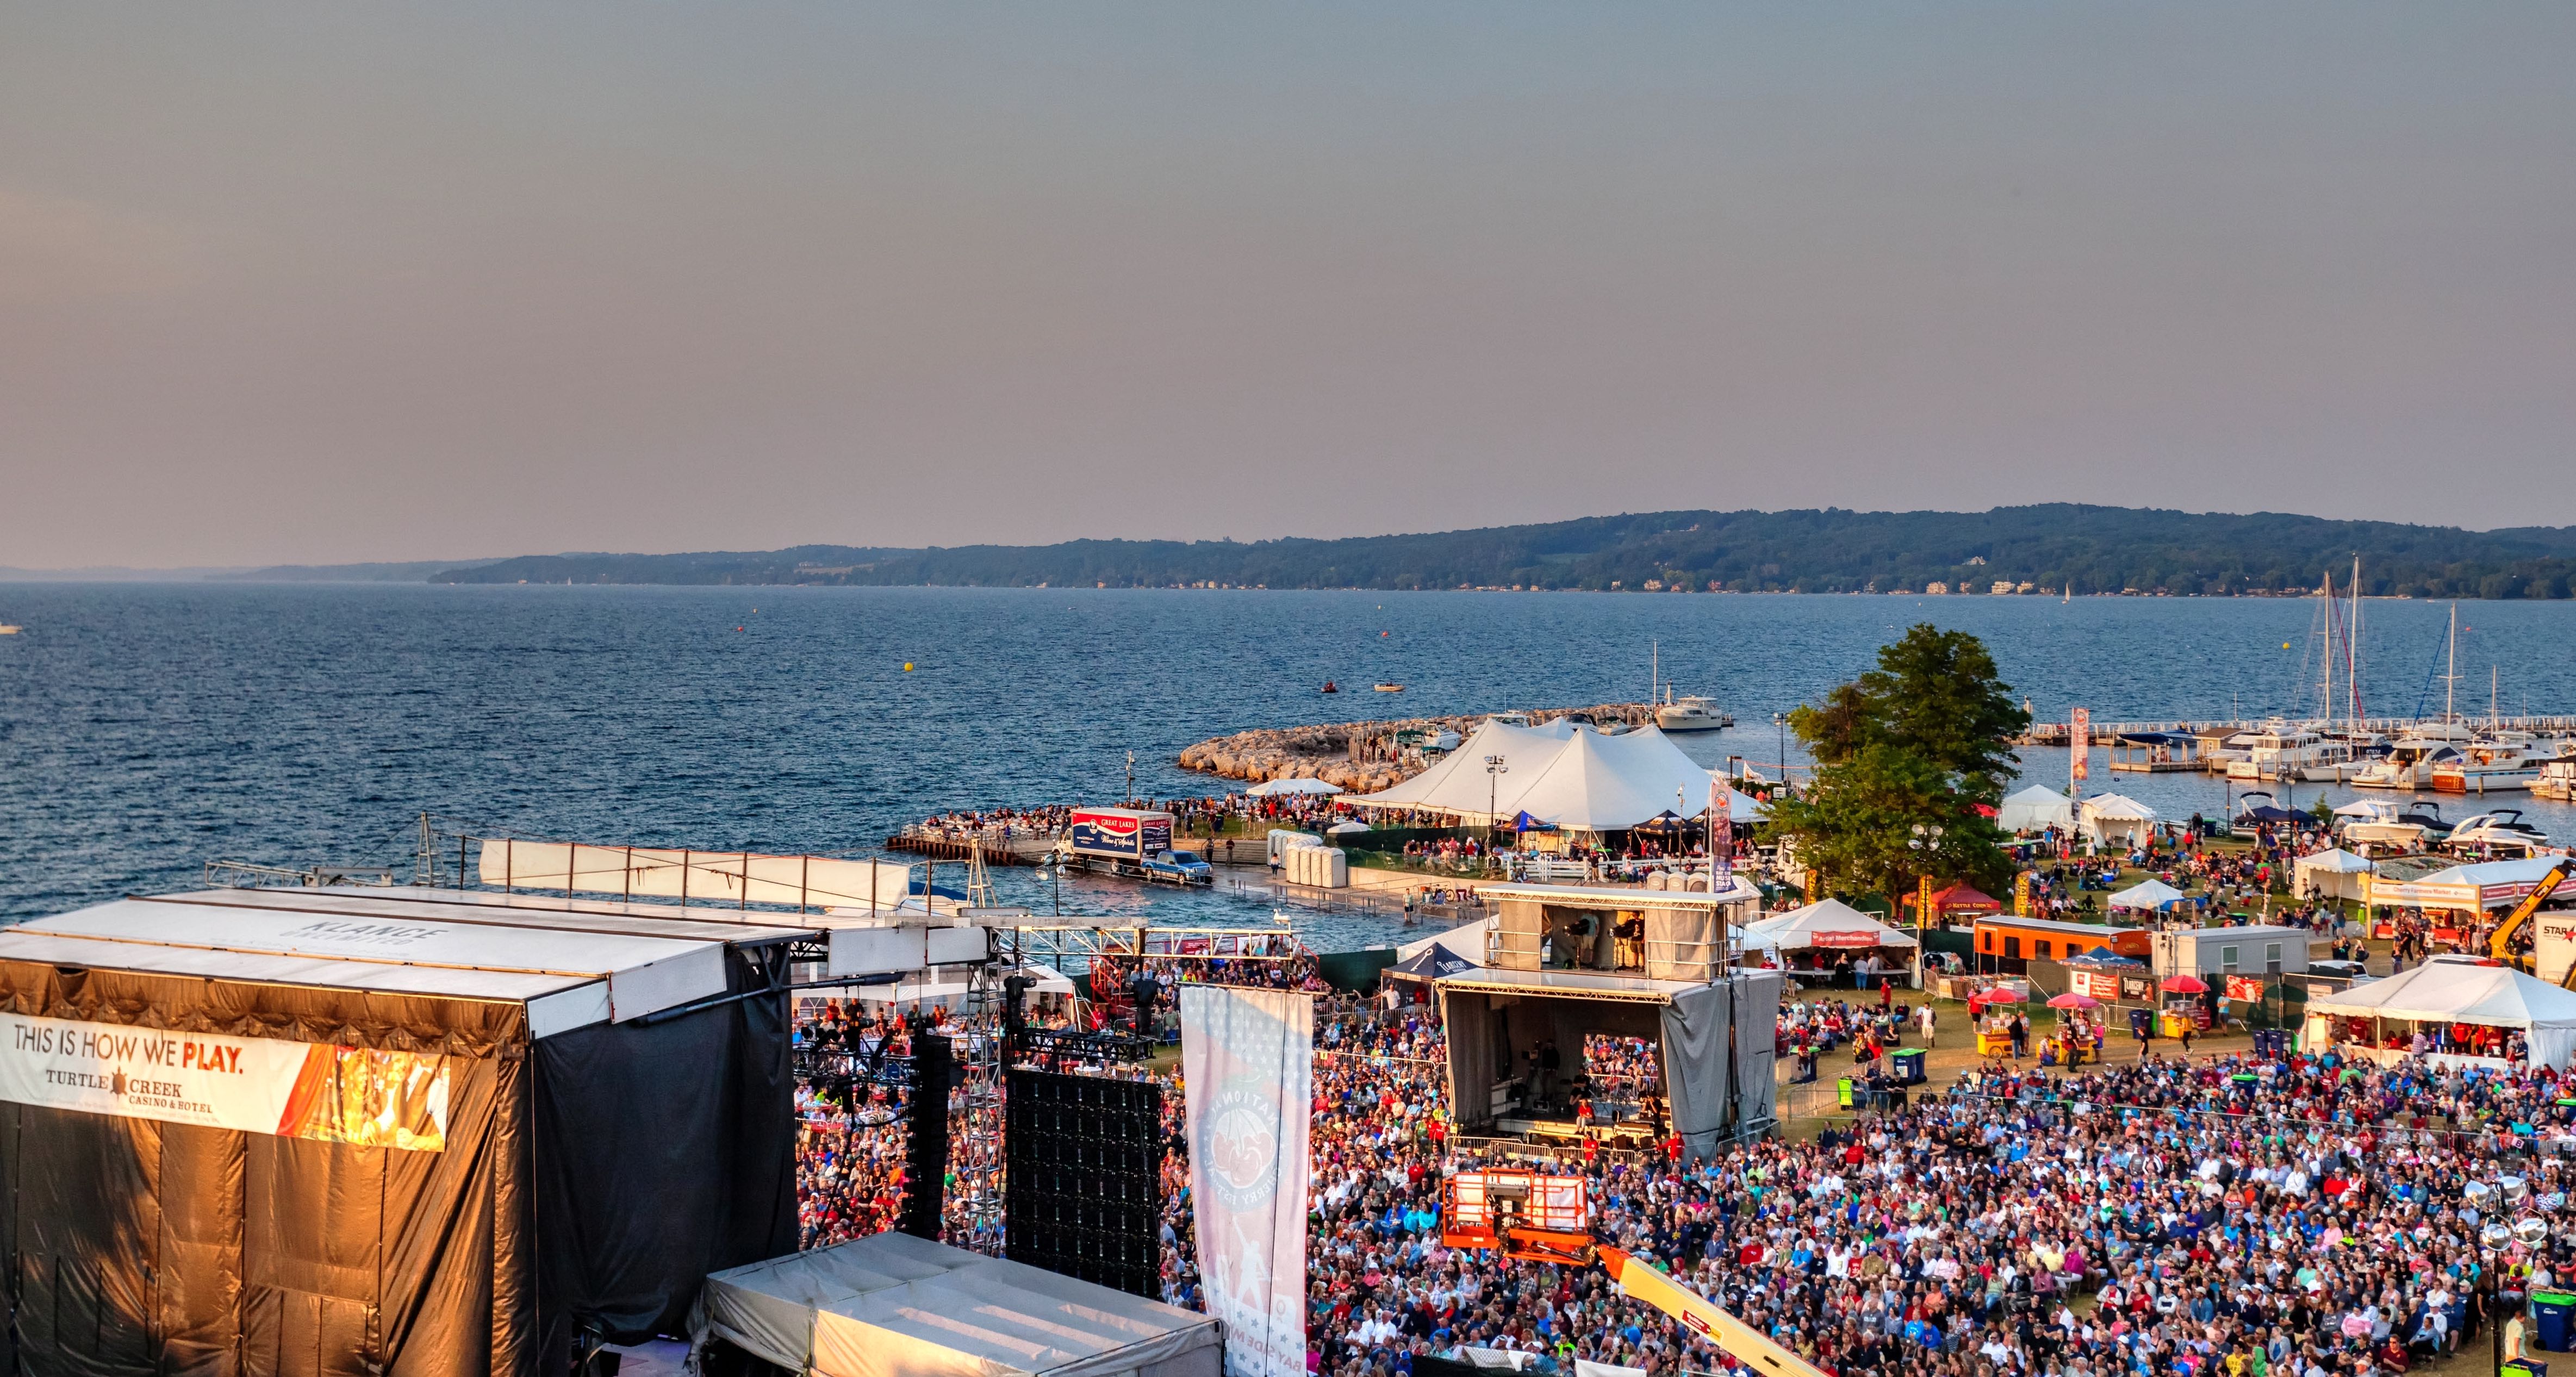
216,559,505,583
431,506,2576,599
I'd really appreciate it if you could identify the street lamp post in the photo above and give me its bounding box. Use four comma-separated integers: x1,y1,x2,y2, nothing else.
1485,755,1508,858
1909,823,1944,974
1773,712,1789,790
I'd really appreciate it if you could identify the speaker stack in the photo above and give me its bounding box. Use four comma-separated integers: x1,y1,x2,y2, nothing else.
898,1033,953,1239
1004,1069,1163,1297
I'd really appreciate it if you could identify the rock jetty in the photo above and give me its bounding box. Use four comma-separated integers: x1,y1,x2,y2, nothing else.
1178,703,1656,793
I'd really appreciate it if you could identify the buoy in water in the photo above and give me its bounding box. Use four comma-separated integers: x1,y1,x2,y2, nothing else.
904,662,915,671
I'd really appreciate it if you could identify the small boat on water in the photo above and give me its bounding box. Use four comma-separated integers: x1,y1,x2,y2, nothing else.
2534,761,2576,801
1373,682,1404,693
2430,735,2554,794
2351,725,2478,789
1321,680,1339,694
0,626,19,635
1654,694,1732,733
2336,798,2453,849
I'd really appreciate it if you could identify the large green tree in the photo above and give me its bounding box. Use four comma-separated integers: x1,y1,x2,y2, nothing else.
1759,625,2031,899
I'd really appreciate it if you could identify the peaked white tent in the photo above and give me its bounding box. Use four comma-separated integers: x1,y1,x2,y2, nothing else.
1246,776,1343,796
1341,716,1577,821
1741,899,1918,951
2107,878,2192,912
696,1231,1219,1377
2293,848,2376,901
1346,720,1725,832
1998,786,2076,834
2079,793,2159,846
2369,856,2571,913
2305,962,2576,1068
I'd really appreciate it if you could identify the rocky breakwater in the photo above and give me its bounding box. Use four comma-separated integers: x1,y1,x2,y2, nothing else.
1178,703,1655,794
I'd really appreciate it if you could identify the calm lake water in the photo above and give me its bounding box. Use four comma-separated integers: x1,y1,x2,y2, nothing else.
3,584,2571,941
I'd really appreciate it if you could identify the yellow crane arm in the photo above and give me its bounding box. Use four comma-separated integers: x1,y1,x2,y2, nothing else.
2491,862,2573,966
1597,1246,1828,1377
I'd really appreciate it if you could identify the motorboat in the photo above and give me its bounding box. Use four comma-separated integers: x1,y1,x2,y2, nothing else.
1654,694,1733,733
2225,724,2343,782
2350,727,2476,789
1488,712,1532,727
2336,799,2452,850
2302,728,2389,781
1321,681,1340,694
1373,682,1405,693
2446,809,2553,856
2536,761,2576,802
2431,736,2549,794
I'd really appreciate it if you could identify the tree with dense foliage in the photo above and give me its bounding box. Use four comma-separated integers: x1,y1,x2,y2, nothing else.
1759,625,2031,900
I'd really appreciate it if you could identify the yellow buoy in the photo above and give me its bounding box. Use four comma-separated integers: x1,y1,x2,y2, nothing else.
904,662,914,671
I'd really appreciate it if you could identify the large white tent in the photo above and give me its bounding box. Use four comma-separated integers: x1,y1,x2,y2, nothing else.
1245,776,1343,796
1341,717,1576,821
1346,719,1731,832
2305,962,2576,1068
1740,899,1919,951
2293,848,2376,901
2368,856,2571,914
696,1231,1219,1377
1998,786,2076,834
2079,794,2159,846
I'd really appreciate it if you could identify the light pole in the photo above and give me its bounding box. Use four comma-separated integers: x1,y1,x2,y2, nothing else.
1909,823,1944,970
1485,755,1508,848
1773,712,1789,791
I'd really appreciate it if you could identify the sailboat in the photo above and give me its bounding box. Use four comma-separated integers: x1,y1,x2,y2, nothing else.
2354,601,2474,788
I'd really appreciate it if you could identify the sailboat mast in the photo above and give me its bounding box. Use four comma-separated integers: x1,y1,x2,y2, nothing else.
2444,603,2459,724
1652,640,1659,707
2319,570,2336,728
2347,555,2364,727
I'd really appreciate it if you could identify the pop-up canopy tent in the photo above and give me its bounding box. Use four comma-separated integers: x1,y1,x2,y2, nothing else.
696,1230,1219,1377
2108,878,2193,912
2304,962,2576,1068
1998,786,2076,834
0,883,808,1370
2079,794,2160,846
1388,941,1482,983
1741,899,1920,951
2293,848,2377,901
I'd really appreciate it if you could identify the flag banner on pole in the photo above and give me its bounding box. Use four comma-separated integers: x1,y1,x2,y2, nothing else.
2069,708,2090,784
0,1013,451,1151
1181,986,1312,1377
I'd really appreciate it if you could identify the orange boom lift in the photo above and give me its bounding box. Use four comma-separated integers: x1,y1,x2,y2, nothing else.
1442,1169,1825,1377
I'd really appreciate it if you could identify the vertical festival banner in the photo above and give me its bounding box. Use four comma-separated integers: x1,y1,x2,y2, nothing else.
1180,986,1311,1377
2069,707,2090,787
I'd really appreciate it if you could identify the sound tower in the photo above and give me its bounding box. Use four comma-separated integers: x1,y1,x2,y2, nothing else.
1004,1069,1163,1297
899,1033,953,1239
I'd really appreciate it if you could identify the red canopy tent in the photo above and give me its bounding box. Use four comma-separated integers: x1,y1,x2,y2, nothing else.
1904,883,2005,924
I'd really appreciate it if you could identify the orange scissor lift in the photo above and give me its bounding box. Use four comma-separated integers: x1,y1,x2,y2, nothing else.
1442,1168,1826,1377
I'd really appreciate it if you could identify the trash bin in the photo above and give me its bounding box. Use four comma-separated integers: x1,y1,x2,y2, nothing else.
2532,1291,2576,1352
1893,1048,1927,1085
2129,1007,2152,1040
1837,1077,1857,1109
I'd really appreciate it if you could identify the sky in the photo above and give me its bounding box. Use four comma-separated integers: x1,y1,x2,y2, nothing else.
4,3,2574,569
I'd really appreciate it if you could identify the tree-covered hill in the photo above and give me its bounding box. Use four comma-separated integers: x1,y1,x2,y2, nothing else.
427,505,2576,599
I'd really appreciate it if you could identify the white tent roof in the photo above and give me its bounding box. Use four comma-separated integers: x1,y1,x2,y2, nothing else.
700,1231,1219,1377
1245,776,1343,796
837,963,1075,1005
2415,857,2568,888
2295,848,2377,875
1341,717,1576,818
2107,878,2191,911
1398,917,1493,965
1998,786,2075,832
1742,899,1919,950
2309,962,2576,1030
2080,794,2159,821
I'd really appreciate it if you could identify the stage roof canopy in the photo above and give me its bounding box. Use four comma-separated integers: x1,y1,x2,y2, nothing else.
700,1232,1219,1377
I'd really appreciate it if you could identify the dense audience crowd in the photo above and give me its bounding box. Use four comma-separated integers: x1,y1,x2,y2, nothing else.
795,967,2576,1377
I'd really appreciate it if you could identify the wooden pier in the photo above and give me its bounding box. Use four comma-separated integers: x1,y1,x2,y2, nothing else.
884,829,1055,865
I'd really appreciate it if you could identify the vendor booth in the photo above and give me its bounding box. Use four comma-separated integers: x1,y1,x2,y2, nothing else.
695,1230,1219,1377
2366,856,2573,919
2304,962,2576,1069
1903,883,2002,930
2293,848,2377,901
1739,899,1919,986
2079,794,2159,848
1998,786,2076,835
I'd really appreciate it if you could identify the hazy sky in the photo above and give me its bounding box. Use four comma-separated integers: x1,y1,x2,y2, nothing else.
5,3,2573,568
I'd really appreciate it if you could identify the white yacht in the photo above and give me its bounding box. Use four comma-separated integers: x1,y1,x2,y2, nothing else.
2335,798,2453,850
2225,724,2343,782
2430,735,2550,794
1654,695,1732,733
2533,760,2576,801
2350,725,2478,789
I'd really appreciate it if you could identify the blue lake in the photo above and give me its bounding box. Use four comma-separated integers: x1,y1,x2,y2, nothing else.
3,583,2571,944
